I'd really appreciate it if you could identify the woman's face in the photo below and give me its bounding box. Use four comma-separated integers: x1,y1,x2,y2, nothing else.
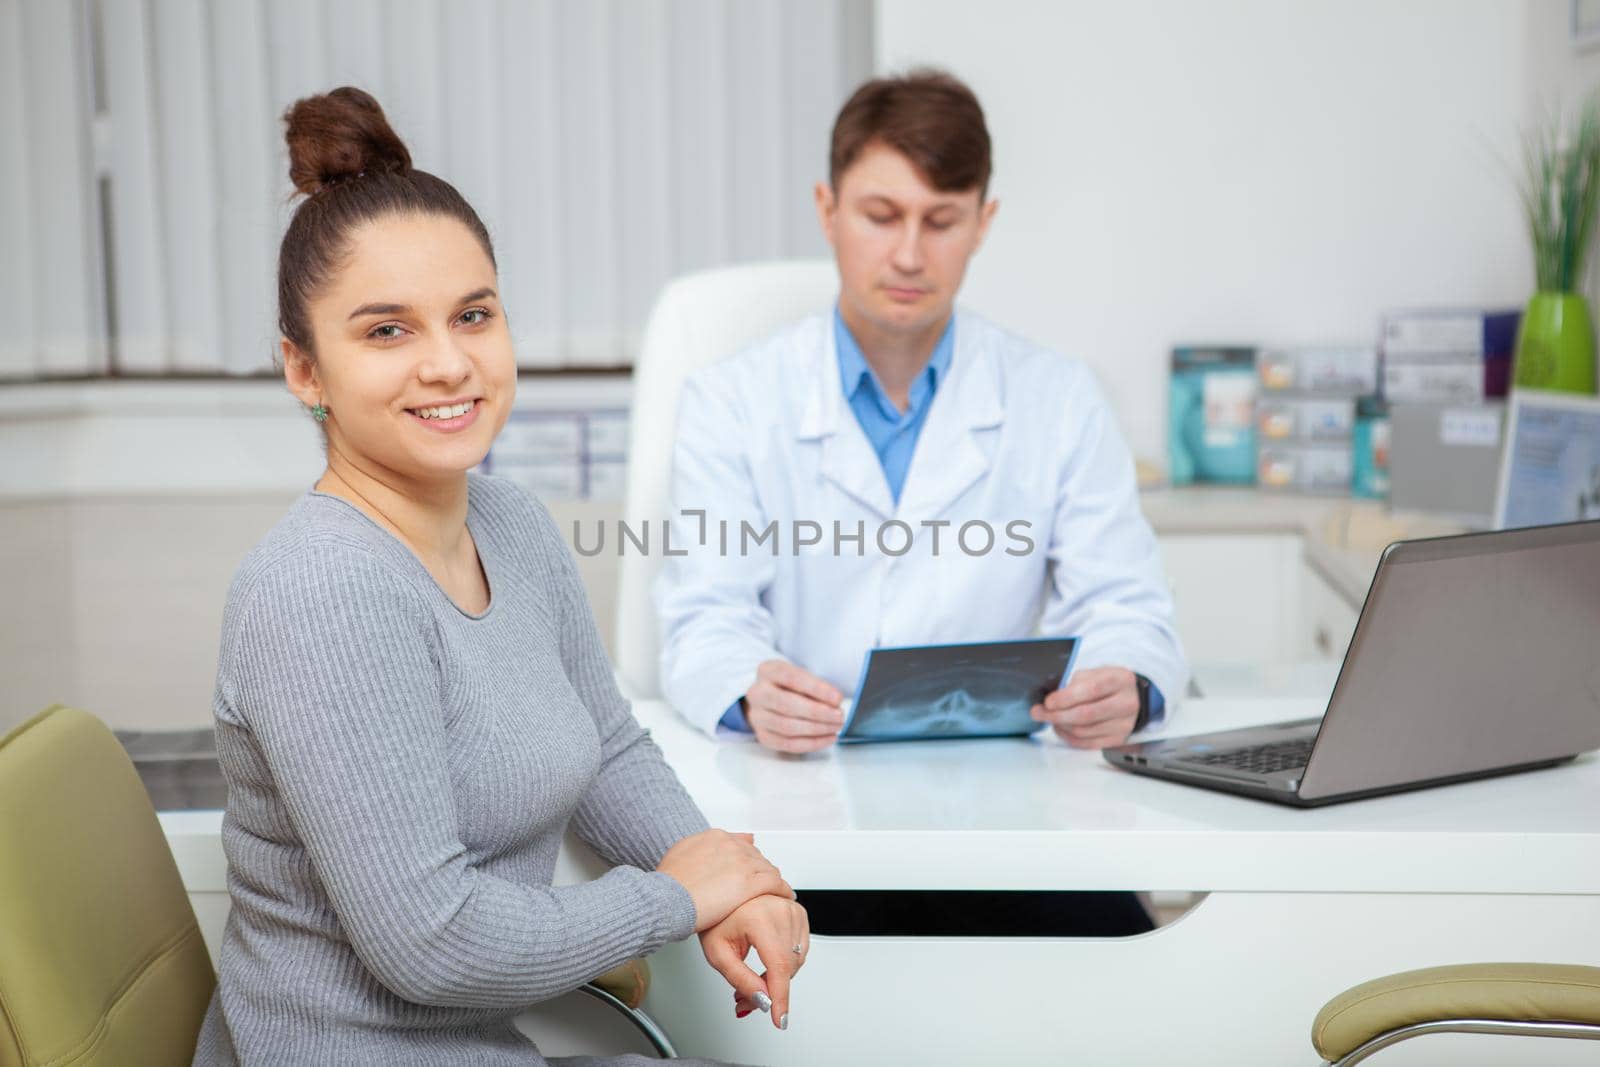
285,213,516,485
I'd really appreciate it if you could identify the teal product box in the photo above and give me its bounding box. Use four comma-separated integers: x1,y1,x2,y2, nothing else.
1169,346,1257,485
1351,395,1390,500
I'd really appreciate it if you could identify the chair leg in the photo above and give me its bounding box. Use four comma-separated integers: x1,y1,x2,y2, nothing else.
1326,1018,1600,1066
577,982,679,1058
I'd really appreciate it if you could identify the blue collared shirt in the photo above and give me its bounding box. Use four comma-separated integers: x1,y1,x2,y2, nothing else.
719,309,1163,731
835,308,955,503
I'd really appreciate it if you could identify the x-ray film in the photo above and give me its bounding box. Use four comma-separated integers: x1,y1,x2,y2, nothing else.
837,638,1080,744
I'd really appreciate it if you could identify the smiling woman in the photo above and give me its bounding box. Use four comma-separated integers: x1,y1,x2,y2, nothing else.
274,89,514,525
189,87,807,1065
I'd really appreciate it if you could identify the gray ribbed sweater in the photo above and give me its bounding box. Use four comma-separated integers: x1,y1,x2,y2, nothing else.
192,474,710,1065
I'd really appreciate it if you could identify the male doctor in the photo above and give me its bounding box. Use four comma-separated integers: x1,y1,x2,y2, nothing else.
657,70,1188,755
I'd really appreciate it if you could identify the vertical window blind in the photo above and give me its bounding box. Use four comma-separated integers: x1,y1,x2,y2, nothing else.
0,0,870,379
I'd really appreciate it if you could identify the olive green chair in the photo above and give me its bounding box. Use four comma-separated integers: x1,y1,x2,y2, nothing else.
0,706,677,1062
0,705,216,1066
1312,963,1600,1065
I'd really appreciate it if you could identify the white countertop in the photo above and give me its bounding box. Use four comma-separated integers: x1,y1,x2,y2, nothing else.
1141,487,1466,605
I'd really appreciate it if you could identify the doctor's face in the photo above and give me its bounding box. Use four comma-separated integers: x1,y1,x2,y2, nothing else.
816,141,997,341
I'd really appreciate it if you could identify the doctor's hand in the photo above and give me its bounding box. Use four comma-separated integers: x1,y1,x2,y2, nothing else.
1030,666,1141,749
700,892,809,1030
742,660,844,754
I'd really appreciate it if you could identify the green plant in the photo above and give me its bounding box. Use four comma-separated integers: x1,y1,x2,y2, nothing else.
1522,98,1600,293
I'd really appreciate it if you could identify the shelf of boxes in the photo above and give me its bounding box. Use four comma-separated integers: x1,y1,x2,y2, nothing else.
479,377,634,501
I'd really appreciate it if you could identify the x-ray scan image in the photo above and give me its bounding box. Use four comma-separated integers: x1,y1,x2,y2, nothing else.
839,638,1079,744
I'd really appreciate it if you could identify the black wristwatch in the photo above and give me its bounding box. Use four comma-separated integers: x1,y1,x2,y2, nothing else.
1132,673,1153,734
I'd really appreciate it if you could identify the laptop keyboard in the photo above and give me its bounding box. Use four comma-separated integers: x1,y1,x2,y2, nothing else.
1178,737,1314,776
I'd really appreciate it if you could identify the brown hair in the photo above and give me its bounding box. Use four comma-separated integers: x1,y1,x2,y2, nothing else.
277,87,495,359
829,69,992,198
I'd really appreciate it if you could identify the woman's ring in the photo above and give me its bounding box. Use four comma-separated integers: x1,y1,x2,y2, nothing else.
792,944,804,955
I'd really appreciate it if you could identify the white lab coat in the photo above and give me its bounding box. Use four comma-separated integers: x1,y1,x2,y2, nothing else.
655,310,1188,737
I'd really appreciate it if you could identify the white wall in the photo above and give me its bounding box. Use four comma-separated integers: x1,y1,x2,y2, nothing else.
876,0,1542,463
1525,0,1600,113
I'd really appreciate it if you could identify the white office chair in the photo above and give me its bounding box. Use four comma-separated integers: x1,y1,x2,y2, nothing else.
614,259,839,700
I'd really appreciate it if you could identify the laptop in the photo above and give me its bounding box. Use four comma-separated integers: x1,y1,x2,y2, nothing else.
1104,519,1600,806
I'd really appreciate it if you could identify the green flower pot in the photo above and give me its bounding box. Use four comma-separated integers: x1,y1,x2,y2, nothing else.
1513,291,1598,394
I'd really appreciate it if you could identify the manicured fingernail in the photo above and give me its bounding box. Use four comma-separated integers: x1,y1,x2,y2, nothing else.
779,1012,789,1030
752,991,772,1013
736,1007,752,1019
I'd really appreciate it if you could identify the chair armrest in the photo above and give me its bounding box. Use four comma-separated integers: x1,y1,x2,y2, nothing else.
579,959,677,1058
1312,962,1600,1061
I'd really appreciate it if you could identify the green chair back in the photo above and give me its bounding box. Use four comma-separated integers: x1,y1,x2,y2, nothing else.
0,706,215,1066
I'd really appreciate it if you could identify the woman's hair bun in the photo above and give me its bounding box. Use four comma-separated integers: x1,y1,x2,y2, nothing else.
283,86,412,197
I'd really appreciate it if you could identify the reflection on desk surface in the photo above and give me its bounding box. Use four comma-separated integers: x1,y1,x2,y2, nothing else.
653,695,1600,837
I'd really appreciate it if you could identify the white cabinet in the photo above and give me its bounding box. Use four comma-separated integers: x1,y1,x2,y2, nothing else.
1157,533,1304,665
1157,533,1361,666
1301,560,1361,662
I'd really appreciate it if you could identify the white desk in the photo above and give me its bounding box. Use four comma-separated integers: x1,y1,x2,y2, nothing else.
160,694,1600,1065
631,697,1600,1066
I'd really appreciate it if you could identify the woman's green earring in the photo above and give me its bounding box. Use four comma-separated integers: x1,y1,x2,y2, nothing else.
310,403,328,422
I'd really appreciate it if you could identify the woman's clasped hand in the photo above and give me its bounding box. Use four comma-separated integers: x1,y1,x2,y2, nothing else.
657,829,809,1029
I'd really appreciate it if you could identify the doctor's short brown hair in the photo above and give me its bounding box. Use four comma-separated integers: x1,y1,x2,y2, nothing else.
829,69,992,198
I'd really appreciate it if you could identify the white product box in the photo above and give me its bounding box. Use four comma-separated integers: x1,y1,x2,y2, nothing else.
1257,444,1353,493
1383,357,1484,404
1257,396,1356,442
1257,347,1378,394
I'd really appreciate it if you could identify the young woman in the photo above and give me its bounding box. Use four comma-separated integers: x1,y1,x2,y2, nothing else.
192,87,805,1065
